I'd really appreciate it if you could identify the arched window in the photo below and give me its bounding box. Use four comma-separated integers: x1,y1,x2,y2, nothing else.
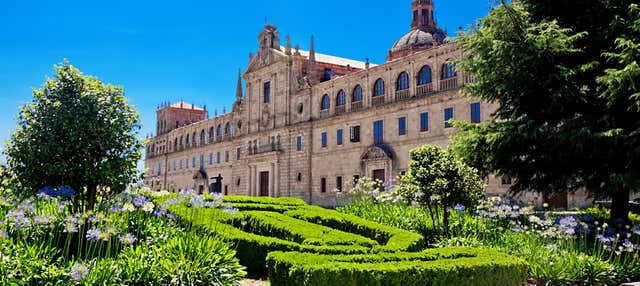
442,63,457,79
396,72,409,90
192,132,196,145
200,130,205,142
336,90,346,106
209,127,215,139
174,138,178,148
418,65,433,85
217,125,222,137
225,122,232,135
352,85,363,102
373,78,385,97
180,136,184,146
321,94,330,110
186,134,190,145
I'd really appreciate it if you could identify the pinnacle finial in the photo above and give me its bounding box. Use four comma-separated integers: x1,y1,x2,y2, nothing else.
236,69,243,101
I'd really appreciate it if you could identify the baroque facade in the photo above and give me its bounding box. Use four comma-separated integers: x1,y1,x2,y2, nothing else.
144,0,532,206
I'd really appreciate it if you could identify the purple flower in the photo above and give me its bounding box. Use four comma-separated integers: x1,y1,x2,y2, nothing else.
632,225,640,236
454,204,466,212
71,263,88,280
557,216,578,236
223,207,239,216
86,227,102,242
118,233,137,246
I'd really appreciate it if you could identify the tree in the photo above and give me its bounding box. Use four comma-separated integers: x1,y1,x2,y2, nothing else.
397,145,484,235
4,61,143,210
453,1,640,224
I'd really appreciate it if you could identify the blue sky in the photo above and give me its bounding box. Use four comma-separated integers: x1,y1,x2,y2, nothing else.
0,0,493,163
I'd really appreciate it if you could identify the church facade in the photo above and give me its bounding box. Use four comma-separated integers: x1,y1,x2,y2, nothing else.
144,0,533,206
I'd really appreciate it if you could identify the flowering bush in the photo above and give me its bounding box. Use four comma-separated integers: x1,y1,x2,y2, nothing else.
0,187,245,285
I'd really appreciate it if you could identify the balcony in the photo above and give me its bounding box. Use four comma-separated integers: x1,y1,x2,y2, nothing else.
395,89,411,101
463,75,476,85
372,95,385,106
439,77,459,91
335,105,346,115
249,142,282,155
319,109,330,119
416,83,434,97
350,101,363,112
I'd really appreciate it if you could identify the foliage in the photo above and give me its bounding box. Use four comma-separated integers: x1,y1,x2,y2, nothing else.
3,61,144,211
0,188,245,285
339,197,640,285
453,0,640,223
397,144,484,234
162,194,424,275
266,247,529,286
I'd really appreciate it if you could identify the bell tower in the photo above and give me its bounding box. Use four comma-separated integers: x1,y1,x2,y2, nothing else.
410,0,436,31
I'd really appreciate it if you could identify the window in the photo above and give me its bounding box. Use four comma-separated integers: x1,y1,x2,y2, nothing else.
397,72,409,91
209,127,215,140
321,94,330,110
216,152,221,164
337,129,343,145
336,176,343,192
157,163,161,175
321,132,327,148
263,81,271,103
353,175,360,186
422,9,429,24
225,122,232,136
420,112,429,132
470,103,481,123
185,158,189,169
209,153,213,165
418,65,433,85
297,173,302,182
173,160,176,171
192,132,196,145
373,78,385,97
180,159,183,169
336,90,346,106
398,117,407,135
320,178,327,193
200,130,205,143
322,68,333,82
217,125,222,137
352,85,363,102
296,135,302,151
237,147,241,160
225,150,229,162
373,120,384,145
444,108,454,128
180,136,184,146
192,157,196,168
442,63,457,79
350,126,361,142
186,134,190,145
200,154,204,168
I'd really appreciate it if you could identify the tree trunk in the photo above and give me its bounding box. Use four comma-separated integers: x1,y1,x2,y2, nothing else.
443,207,450,237
610,188,630,227
86,184,97,211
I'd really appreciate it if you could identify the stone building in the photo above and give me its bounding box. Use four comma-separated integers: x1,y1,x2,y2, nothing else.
144,0,577,207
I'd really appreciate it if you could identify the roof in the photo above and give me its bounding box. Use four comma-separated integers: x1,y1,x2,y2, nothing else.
170,101,205,111
277,47,377,69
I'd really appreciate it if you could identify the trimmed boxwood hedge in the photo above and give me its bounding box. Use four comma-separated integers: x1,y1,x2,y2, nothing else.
163,196,424,275
266,247,529,286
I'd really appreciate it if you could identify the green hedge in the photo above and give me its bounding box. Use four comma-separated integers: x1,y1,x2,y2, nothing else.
266,247,529,286
163,196,424,275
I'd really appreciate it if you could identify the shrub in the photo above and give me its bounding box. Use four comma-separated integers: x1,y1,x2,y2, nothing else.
163,196,425,275
266,247,529,286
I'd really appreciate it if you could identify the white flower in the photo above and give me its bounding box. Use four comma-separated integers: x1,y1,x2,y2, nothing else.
142,202,155,213
122,203,135,212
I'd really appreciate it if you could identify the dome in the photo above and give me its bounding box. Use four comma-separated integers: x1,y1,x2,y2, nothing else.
390,29,436,52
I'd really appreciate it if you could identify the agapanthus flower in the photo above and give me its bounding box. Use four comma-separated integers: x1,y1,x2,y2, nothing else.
63,215,78,233
122,203,135,212
110,203,123,213
632,225,640,236
189,196,204,208
142,202,155,213
223,207,239,216
33,215,52,226
623,240,636,253
71,263,88,280
118,233,137,246
133,195,150,208
557,216,578,237
454,204,465,212
86,227,102,242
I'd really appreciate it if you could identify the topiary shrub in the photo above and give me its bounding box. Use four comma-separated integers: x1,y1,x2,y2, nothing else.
266,247,529,286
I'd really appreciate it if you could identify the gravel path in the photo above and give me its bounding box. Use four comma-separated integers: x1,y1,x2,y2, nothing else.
239,279,269,286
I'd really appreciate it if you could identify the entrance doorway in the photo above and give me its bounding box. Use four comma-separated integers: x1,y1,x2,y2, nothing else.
259,171,270,197
372,169,385,183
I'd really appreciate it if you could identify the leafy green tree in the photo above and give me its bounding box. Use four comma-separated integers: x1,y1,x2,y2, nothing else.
397,145,484,235
4,61,143,210
453,1,640,224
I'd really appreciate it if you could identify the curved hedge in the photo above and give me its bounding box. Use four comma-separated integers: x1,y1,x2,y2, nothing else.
266,247,529,286
164,196,424,275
